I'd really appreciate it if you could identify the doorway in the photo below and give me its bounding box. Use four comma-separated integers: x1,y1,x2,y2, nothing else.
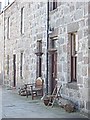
71,56,77,81
51,52,57,94
13,54,16,87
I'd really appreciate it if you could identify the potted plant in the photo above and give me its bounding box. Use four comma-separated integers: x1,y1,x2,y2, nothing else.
43,97,50,106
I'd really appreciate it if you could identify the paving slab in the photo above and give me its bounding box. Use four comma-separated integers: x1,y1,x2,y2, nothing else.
0,86,2,119
1,85,88,118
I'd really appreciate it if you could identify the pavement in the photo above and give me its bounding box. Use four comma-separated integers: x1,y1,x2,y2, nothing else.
0,85,2,120
1,85,88,118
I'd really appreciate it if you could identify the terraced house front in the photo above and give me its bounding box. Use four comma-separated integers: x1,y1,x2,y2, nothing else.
1,0,90,115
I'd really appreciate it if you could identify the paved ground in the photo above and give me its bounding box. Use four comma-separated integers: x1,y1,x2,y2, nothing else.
0,85,2,119
1,85,88,118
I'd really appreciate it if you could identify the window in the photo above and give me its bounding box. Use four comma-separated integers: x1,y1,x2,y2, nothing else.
20,52,24,79
53,1,57,10
21,7,24,34
36,40,42,77
37,40,42,53
71,33,78,82
71,33,78,56
49,0,57,11
52,40,55,48
7,17,10,39
7,55,9,75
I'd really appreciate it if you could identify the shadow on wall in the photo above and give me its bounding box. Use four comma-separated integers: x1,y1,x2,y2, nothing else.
0,72,3,85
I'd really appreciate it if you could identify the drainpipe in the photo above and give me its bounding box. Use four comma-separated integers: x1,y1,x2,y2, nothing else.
46,0,49,95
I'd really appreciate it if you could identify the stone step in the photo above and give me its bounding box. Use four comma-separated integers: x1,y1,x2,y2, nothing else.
58,97,75,113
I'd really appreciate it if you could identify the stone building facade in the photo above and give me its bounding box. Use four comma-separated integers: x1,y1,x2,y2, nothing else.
0,11,4,84
4,1,47,88
48,2,89,114
1,0,90,115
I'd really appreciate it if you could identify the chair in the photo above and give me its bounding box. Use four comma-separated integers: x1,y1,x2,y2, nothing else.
18,84,31,97
31,77,44,100
43,84,62,107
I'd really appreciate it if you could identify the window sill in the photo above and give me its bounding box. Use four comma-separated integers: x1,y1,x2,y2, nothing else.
66,82,79,90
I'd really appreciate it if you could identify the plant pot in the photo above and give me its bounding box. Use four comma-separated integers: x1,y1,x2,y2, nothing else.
44,99,49,106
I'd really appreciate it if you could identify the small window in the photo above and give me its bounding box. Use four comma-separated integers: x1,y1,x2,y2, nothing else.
7,17,10,39
37,40,42,52
21,7,24,34
71,33,78,82
71,33,78,56
52,40,55,48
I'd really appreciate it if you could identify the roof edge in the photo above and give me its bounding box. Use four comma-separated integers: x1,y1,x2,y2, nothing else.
3,0,15,12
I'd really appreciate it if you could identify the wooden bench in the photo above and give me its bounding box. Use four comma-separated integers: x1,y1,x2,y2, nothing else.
31,77,44,100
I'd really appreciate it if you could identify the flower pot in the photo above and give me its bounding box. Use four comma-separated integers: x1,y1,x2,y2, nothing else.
44,99,49,106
